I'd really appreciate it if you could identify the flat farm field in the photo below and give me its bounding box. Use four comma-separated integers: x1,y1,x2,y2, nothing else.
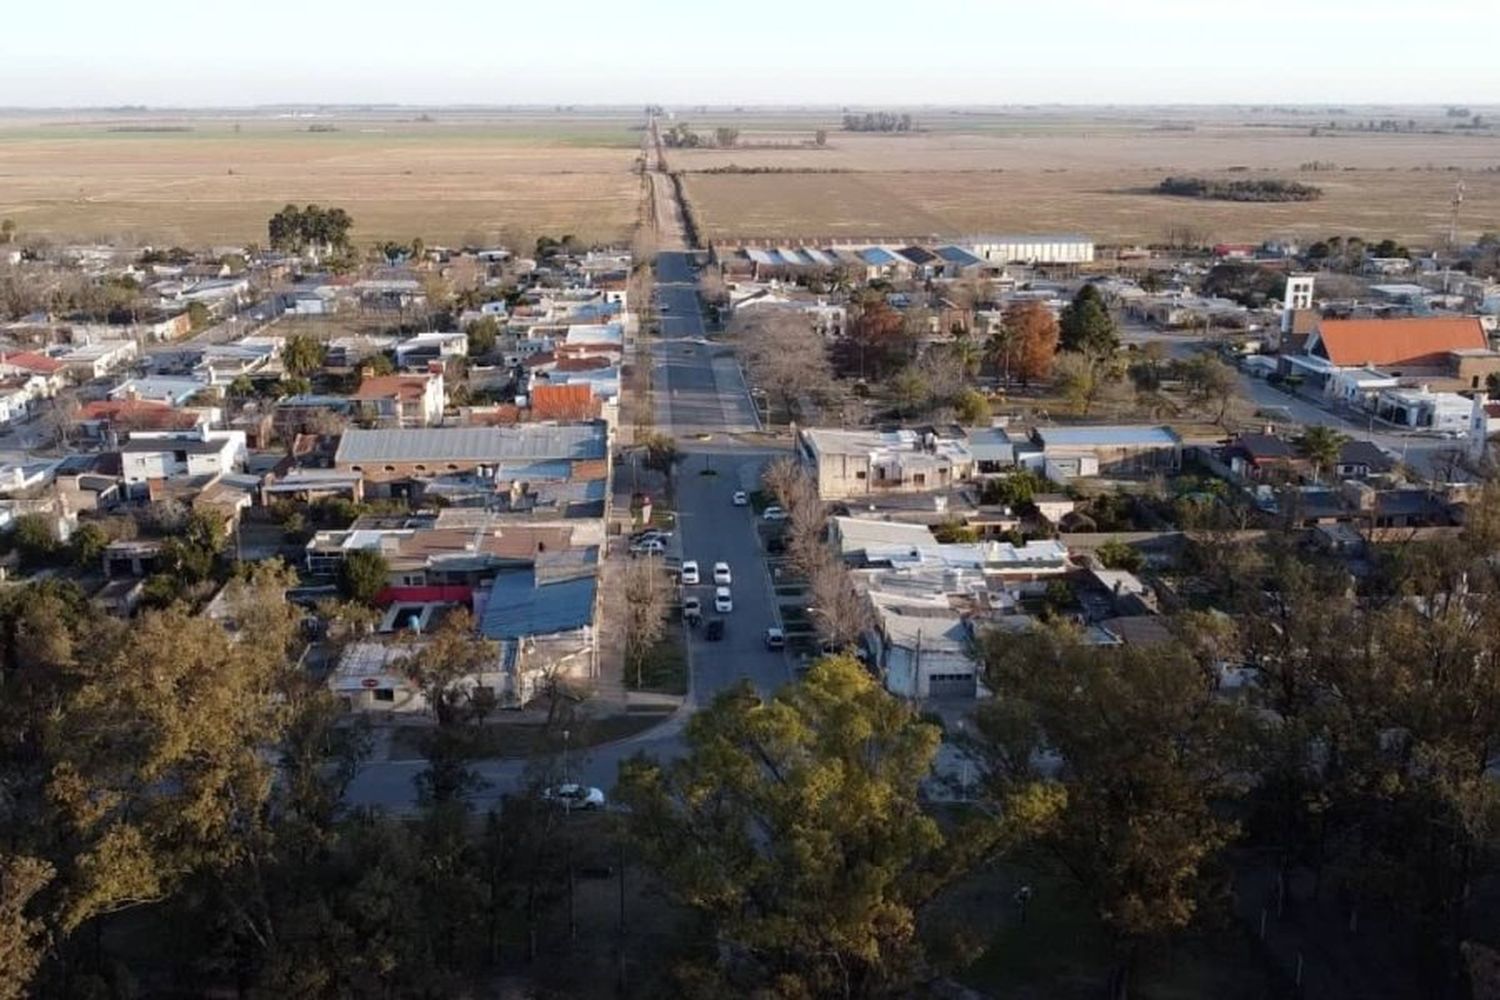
670,111,1500,246
0,112,644,247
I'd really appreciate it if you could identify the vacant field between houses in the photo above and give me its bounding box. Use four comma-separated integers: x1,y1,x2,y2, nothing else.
665,108,1500,247
0,110,644,247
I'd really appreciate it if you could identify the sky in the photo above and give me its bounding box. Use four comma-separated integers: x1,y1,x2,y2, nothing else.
2,0,1498,107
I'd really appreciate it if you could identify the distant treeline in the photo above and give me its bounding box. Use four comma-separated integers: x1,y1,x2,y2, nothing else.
1155,176,1323,202
693,165,853,175
841,112,914,133
106,126,194,133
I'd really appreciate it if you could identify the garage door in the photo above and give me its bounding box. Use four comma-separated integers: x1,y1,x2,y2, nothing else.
926,672,976,698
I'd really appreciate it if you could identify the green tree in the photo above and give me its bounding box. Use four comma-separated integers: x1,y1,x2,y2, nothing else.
618,656,1002,997
186,301,211,332
282,333,326,377
10,514,56,569
888,365,931,417
1095,537,1144,572
1052,351,1105,416
1059,284,1119,360
339,549,390,605
0,855,53,999
69,522,110,571
466,315,500,358
974,625,1256,999
0,219,15,244
1296,425,1346,482
953,386,990,425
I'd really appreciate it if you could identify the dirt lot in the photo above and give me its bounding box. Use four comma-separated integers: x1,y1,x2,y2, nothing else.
0,113,643,247
668,115,1500,246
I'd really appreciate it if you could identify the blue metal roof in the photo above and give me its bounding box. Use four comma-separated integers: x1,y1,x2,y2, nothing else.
859,247,899,266
480,570,596,640
935,245,984,266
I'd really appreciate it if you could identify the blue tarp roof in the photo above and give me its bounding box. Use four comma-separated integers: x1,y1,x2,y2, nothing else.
480,570,597,639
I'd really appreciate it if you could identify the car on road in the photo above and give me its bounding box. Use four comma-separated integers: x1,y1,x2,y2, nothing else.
764,627,786,651
713,561,732,585
682,596,702,624
542,783,606,811
680,560,700,585
630,538,665,556
714,587,734,613
704,618,725,641
631,528,673,543
762,505,788,521
732,491,748,506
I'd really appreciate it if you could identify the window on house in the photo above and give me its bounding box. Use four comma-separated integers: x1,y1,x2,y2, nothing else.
373,688,395,702
855,470,866,480
173,450,187,462
913,473,926,485
383,465,396,472
351,465,362,472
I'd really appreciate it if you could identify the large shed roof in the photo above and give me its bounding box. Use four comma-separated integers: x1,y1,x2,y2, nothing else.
335,424,606,465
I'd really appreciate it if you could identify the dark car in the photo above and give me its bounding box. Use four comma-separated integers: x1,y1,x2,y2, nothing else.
704,618,725,641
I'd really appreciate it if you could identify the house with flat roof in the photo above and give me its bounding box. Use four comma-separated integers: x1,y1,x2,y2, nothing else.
798,426,975,500
1028,425,1181,479
118,427,247,495
394,331,467,370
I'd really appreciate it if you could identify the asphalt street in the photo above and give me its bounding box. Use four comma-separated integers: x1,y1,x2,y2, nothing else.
343,251,793,811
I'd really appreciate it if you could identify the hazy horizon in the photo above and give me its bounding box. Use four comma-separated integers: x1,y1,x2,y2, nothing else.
4,0,1498,107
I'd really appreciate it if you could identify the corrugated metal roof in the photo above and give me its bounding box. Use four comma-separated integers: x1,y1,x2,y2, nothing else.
859,247,900,266
1037,425,1180,447
746,249,775,265
336,425,606,465
479,570,596,639
803,248,836,266
935,245,983,266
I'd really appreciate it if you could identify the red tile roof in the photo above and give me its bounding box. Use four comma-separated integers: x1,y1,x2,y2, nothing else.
1311,317,1488,368
77,399,202,430
353,373,435,403
530,383,599,420
1,351,65,375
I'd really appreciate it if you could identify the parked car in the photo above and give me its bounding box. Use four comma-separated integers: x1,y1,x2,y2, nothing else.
762,505,788,521
732,490,748,506
683,597,702,623
542,783,605,811
680,560,700,585
629,538,665,556
631,528,673,543
713,561,732,586
704,618,725,641
714,587,734,613
764,627,786,651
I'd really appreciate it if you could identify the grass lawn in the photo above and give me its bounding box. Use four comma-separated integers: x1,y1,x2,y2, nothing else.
625,630,688,696
390,712,667,761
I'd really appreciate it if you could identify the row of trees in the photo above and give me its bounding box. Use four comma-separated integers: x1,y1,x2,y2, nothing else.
1156,176,1324,202
266,203,354,257
841,112,914,133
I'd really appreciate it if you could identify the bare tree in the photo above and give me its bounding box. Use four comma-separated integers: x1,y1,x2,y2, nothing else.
761,455,803,507
731,307,833,425
622,558,670,687
809,557,872,652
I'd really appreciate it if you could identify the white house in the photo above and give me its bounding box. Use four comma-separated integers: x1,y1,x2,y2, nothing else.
119,427,248,493
58,340,139,380
395,331,468,369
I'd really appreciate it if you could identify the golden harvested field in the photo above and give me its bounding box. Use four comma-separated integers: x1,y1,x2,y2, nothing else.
0,114,644,247
671,122,1500,246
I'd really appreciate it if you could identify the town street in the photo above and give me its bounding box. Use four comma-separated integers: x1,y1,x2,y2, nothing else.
343,250,792,811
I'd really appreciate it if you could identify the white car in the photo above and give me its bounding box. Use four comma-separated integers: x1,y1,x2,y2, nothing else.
714,587,734,613
762,505,788,521
732,491,749,506
680,560,700,585
542,783,606,811
630,538,665,556
713,561,732,586
682,596,702,622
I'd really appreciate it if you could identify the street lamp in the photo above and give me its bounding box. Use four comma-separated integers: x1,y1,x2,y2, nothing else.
562,728,571,786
